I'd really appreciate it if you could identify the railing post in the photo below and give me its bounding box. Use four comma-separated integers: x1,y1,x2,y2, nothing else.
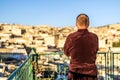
32,54,35,80
110,48,114,80
106,47,111,80
109,47,113,80
105,52,107,80
106,47,115,80
111,53,114,80
35,53,38,80
30,49,38,80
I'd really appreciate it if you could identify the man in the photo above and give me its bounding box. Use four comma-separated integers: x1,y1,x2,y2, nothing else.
64,13,98,80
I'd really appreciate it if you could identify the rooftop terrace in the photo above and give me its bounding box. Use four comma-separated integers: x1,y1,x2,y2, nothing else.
7,49,120,80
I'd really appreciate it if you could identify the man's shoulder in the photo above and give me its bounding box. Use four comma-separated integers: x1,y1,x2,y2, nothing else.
67,31,77,38
88,31,98,38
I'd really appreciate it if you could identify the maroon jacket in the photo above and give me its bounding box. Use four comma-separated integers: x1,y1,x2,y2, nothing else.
64,29,98,76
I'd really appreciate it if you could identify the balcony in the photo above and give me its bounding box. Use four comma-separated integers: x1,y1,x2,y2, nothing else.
8,49,120,80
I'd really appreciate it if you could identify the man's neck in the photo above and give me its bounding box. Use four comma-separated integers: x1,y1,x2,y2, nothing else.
76,25,88,30
77,27,87,30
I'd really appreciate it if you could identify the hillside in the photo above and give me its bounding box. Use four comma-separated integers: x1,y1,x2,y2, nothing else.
0,23,120,53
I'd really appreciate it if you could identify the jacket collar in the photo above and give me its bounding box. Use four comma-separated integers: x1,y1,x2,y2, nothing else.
77,29,88,32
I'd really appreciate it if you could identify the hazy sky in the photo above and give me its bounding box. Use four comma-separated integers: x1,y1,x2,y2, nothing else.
0,0,120,27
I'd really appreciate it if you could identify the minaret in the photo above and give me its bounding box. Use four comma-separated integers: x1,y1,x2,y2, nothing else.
54,33,59,48
54,29,59,48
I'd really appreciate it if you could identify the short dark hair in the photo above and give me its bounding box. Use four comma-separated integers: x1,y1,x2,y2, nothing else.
76,13,89,27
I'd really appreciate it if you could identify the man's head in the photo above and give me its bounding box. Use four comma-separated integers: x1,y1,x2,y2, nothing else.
76,13,89,29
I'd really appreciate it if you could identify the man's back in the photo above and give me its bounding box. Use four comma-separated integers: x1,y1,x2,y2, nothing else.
64,29,98,76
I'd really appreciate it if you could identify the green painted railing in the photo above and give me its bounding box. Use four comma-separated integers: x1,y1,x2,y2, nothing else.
7,50,38,80
96,51,120,80
8,50,120,80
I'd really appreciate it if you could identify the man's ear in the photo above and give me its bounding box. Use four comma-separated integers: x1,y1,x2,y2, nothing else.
76,22,79,28
76,22,78,26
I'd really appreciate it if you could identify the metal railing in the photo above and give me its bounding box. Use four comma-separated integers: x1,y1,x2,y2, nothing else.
7,50,37,80
8,50,120,80
96,50,120,80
